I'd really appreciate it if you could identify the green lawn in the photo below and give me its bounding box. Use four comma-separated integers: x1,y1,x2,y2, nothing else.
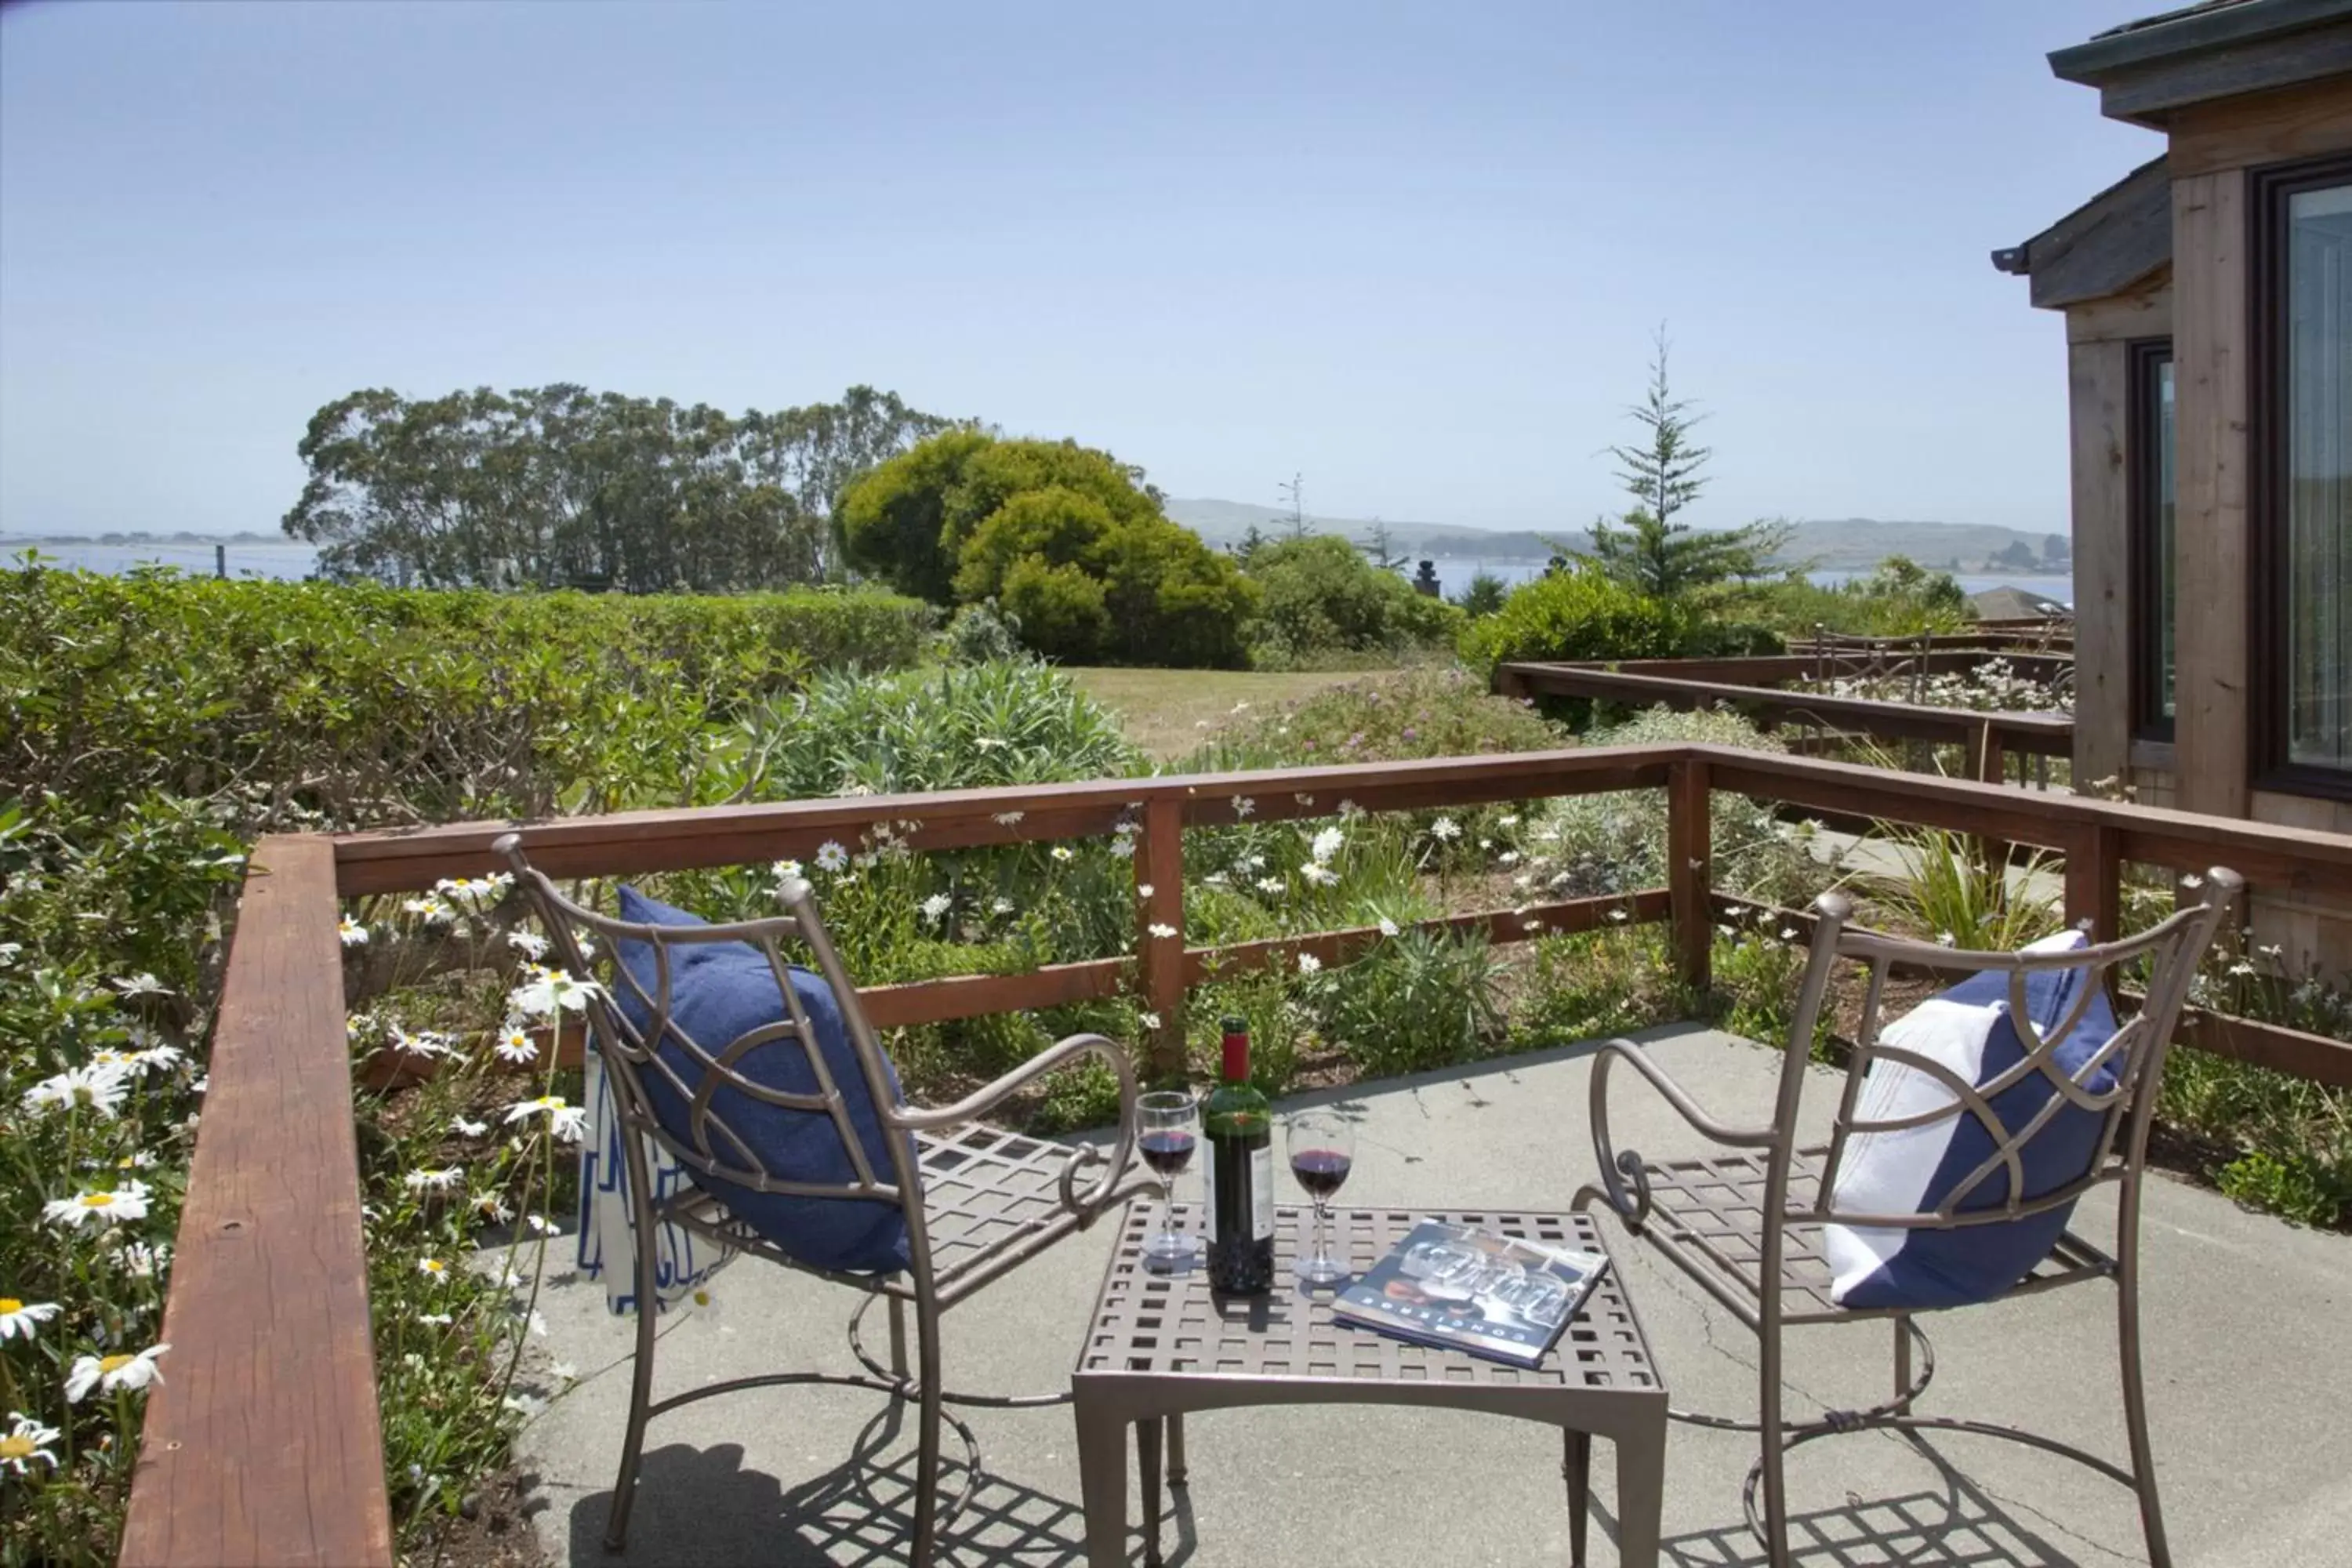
1065,666,1379,760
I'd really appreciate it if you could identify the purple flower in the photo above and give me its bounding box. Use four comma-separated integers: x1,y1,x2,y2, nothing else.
1401,727,1418,742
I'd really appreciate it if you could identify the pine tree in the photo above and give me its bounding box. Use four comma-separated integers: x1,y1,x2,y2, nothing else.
1578,328,1789,599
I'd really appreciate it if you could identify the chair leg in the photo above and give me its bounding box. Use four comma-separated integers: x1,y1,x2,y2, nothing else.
909,1295,945,1568
2118,1221,2173,1568
603,1281,661,1552
1759,1330,1791,1568
889,1295,910,1385
1893,1313,1911,1406
1563,1428,1592,1568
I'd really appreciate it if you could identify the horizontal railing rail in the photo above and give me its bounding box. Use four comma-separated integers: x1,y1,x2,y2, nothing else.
130,739,2352,1565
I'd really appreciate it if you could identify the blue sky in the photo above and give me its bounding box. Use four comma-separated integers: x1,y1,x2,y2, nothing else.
0,2,2161,538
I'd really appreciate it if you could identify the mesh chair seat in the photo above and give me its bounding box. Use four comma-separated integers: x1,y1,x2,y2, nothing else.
1631,1144,2118,1327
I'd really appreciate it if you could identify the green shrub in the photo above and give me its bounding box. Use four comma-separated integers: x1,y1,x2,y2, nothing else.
1515,920,1692,1045
1529,706,1831,909
1242,535,1462,665
940,599,1027,665
1450,570,1511,619
1456,562,1693,675
1298,925,1506,1076
0,565,930,826
1751,557,1971,638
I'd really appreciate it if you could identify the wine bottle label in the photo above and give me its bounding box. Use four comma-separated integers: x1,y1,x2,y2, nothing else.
1250,1144,1273,1241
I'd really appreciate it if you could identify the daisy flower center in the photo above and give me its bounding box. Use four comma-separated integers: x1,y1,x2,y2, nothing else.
78,1193,115,1209
98,1354,134,1374
0,1434,33,1461
0,1298,20,1313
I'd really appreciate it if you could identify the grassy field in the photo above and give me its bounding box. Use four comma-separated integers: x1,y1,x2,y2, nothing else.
1065,666,1379,759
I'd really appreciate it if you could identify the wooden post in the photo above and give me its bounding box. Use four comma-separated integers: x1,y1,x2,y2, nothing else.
2066,821,2123,943
1135,796,1188,1076
1668,757,1711,993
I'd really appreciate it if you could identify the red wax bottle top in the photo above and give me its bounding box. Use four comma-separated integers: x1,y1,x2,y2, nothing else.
1220,1014,1249,1083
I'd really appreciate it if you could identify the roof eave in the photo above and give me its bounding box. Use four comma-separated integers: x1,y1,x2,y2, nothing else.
2050,0,2352,125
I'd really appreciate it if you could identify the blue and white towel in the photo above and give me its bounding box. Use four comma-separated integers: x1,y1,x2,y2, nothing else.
576,1043,734,1316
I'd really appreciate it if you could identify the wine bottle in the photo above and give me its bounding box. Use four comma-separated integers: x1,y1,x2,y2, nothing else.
1202,1014,1275,1295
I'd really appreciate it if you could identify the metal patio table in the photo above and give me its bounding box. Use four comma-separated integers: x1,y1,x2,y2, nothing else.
1072,1203,1667,1566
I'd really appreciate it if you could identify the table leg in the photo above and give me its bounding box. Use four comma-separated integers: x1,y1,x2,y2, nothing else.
1074,1399,1130,1568
1167,1410,1187,1487
1613,1420,1666,1568
1138,1417,1167,1568
1563,1428,1592,1568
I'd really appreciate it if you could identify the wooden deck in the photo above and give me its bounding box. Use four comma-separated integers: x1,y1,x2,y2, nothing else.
125,739,2352,1565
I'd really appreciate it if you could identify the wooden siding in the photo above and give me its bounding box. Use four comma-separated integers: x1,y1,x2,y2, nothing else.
2068,331,2136,794
2170,166,2252,818
2169,75,2352,178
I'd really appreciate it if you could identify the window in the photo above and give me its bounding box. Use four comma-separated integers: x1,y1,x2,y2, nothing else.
2256,156,2352,785
2129,338,2175,739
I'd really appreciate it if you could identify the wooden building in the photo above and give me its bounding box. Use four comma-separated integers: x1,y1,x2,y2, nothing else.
1998,0,2352,967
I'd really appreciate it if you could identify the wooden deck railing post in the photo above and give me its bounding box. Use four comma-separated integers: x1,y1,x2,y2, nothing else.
1135,796,1188,1076
1668,757,1712,994
2065,821,2122,943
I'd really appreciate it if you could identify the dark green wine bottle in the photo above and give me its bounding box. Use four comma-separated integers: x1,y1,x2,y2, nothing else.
1202,1014,1274,1294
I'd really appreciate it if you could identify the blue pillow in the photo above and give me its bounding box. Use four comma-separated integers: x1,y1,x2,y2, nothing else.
1824,930,2119,1311
610,886,910,1276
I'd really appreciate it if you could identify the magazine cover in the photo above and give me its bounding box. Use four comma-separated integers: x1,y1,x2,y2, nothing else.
1330,1221,1610,1368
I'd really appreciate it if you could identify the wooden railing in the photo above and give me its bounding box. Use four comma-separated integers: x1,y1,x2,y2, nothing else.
124,742,2352,1565
1496,661,2073,788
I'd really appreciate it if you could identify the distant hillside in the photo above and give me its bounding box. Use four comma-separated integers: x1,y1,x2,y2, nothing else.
1160,499,2068,574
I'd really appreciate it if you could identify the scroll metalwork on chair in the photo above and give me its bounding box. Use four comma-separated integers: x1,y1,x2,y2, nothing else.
494,833,1155,1567
1575,868,2240,1568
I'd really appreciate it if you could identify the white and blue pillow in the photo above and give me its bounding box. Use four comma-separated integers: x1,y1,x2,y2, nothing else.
611,886,912,1276
1824,930,2119,1311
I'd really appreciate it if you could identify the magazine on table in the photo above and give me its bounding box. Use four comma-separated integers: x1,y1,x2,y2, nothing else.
1329,1221,1610,1368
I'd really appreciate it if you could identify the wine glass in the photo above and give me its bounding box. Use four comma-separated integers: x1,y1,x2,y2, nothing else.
1138,1090,1203,1272
1285,1109,1355,1291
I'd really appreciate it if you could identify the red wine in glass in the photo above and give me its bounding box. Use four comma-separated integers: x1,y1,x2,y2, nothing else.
1290,1148,1351,1199
1141,1129,1197,1178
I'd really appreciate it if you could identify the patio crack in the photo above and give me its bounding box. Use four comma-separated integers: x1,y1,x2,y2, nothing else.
1953,1471,2143,1565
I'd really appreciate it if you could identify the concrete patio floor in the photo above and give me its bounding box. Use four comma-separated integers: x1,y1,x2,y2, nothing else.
505,1025,2352,1566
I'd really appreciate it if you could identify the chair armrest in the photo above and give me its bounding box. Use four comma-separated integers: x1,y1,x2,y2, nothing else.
891,1032,1144,1218
1584,1037,1781,1228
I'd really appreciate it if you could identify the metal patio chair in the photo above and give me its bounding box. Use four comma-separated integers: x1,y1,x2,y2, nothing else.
1575,870,2240,1568
496,835,1153,1566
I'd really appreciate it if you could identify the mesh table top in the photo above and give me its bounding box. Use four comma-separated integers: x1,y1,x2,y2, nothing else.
1076,1203,1661,1394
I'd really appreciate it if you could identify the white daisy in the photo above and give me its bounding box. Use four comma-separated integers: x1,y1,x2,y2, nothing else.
1136,884,1155,900
1255,877,1287,896
1050,844,1074,862
1429,817,1461,842
1337,798,1359,817
474,1193,515,1224
109,1242,163,1279
1232,796,1256,818
492,1022,539,1065
508,966,601,1019
64,1343,167,1403
524,1212,556,1234
1296,953,1323,975
418,1257,450,1280
990,897,1014,916
1147,923,1179,940
110,973,170,999
1138,1011,1163,1031
43,1181,151,1229
505,930,550,961
503,1094,589,1142
22,1063,130,1120
401,895,456,926
1109,837,1136,859
1377,917,1401,938
920,893,952,924
993,811,1026,826
391,1027,456,1059
129,1040,185,1074
0,1298,61,1343
416,1312,454,1327
1309,826,1345,862
451,1116,488,1138
1301,863,1338,887
771,858,804,880
0,1412,60,1476
402,1167,465,1195
815,840,851,872
339,916,370,948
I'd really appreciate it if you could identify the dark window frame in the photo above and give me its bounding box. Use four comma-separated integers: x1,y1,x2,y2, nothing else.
2252,152,2352,798
2127,336,2175,742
